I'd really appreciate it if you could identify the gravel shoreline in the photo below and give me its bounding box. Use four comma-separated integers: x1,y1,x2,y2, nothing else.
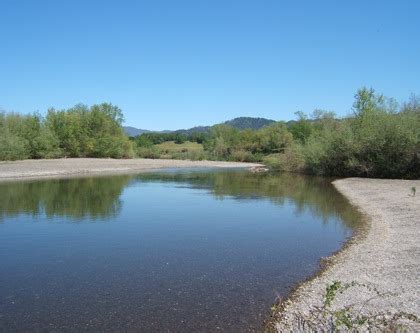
0,158,262,182
274,178,420,332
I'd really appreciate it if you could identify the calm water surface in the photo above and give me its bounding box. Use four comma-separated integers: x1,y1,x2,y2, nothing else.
0,169,360,332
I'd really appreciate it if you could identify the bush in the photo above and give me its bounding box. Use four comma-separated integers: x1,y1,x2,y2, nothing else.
0,103,133,161
137,147,160,159
230,149,255,162
294,89,420,179
0,131,28,160
264,145,305,172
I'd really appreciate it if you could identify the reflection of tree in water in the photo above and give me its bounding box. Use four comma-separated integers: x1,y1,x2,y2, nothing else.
0,176,132,221
133,171,362,229
0,170,362,228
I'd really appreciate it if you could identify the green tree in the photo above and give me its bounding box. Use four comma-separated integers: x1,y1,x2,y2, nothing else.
289,111,312,143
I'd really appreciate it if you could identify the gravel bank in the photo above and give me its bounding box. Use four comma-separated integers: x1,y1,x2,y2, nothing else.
0,158,262,182
274,178,420,332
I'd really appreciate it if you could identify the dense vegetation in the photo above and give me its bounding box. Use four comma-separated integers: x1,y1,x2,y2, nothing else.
289,90,420,179
271,89,420,179
0,103,133,160
1,88,419,179
223,117,276,130
135,88,419,179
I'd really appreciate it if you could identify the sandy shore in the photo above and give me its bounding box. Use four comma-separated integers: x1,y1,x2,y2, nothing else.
274,178,420,332
0,158,263,182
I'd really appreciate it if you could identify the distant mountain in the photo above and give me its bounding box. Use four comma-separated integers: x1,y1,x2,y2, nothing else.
223,117,275,130
123,127,172,137
124,117,277,137
173,126,211,136
123,126,151,137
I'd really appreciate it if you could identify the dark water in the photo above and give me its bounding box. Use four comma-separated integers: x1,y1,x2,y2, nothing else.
0,169,361,332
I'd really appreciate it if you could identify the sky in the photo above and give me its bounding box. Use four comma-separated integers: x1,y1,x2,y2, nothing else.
0,0,419,130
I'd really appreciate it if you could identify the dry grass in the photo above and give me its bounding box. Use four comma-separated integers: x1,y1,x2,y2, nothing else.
154,141,204,154
153,141,206,160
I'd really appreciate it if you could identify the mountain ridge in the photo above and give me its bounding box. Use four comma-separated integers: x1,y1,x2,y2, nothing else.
123,117,276,137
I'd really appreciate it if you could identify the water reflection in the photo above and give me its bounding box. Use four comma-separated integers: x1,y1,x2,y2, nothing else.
131,170,361,229
0,176,131,220
0,170,361,228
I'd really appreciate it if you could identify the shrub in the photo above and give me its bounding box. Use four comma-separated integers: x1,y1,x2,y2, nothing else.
137,147,160,159
264,145,305,172
230,149,255,162
0,131,28,160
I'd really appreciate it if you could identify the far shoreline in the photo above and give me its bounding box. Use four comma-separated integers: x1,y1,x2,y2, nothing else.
0,158,263,182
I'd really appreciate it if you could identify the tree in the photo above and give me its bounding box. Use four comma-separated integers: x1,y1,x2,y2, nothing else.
352,87,385,118
289,111,312,143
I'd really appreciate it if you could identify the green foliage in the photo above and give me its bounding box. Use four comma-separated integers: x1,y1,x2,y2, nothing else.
319,281,417,331
324,281,342,308
289,111,313,143
264,88,419,179
223,116,275,130
132,88,419,180
137,141,207,160
137,146,161,159
0,103,133,161
257,123,293,154
263,145,305,172
134,131,208,147
352,87,385,118
4,88,416,179
136,135,154,148
272,280,418,332
297,88,420,178
202,122,293,162
0,130,28,161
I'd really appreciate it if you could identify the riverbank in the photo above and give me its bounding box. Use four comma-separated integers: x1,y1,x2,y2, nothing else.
273,178,420,332
0,158,263,182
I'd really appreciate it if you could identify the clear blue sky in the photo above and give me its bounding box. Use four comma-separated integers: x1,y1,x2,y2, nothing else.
1,0,419,130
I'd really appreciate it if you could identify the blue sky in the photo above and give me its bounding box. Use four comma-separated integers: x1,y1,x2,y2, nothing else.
1,0,419,130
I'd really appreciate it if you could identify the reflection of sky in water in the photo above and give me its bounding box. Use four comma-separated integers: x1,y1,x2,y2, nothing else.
0,169,360,331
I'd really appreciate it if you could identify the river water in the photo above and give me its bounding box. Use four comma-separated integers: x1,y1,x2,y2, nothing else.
0,169,360,331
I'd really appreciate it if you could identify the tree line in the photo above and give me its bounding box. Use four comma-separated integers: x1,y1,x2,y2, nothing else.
134,88,420,179
0,103,133,160
1,88,419,179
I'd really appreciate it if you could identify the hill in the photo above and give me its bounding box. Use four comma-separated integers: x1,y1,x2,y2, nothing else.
124,117,276,137
223,117,275,130
122,126,151,137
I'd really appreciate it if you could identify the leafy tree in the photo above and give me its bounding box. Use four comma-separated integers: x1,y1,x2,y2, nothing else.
256,122,293,153
289,111,312,143
0,103,133,161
